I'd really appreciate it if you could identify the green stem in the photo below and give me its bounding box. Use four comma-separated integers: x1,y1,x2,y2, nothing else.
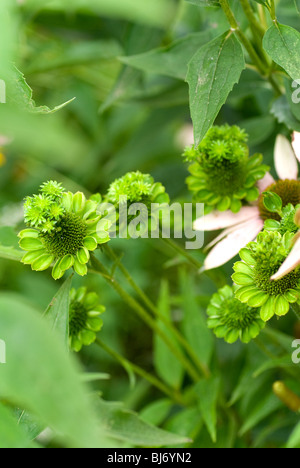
239,0,265,37
219,0,281,95
90,254,200,383
95,338,185,405
103,244,211,378
162,237,203,270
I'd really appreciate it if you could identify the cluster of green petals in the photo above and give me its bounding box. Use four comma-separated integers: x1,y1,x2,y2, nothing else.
184,125,269,213
106,171,169,207
69,287,105,352
232,231,300,322
207,285,265,343
19,182,111,279
264,203,300,235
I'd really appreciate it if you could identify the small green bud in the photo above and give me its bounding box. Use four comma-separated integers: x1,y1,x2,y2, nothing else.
263,191,283,216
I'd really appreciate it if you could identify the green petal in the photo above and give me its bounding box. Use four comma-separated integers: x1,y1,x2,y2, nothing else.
61,192,73,211
80,329,96,346
232,272,254,286
274,296,290,317
76,247,90,265
52,260,65,280
284,289,299,304
73,192,86,212
86,317,103,332
240,328,252,344
260,297,276,322
19,237,43,251
83,236,98,251
218,286,233,300
230,198,242,213
73,259,88,276
22,249,46,265
235,285,258,301
217,197,231,211
71,335,83,352
246,187,260,202
83,292,99,310
233,261,254,277
247,292,269,308
239,248,256,266
59,254,75,271
32,254,55,272
213,325,227,338
18,229,39,239
225,329,240,344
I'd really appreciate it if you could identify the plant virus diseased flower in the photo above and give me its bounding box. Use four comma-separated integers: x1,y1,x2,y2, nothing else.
232,231,300,322
106,171,169,207
207,285,265,343
194,133,300,271
69,287,105,352
184,125,268,214
19,181,111,279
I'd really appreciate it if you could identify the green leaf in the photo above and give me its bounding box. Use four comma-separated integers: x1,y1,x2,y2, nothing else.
195,376,220,443
187,31,245,145
140,398,173,426
263,23,300,81
8,66,75,114
0,293,111,448
239,393,282,436
295,0,300,14
154,281,184,389
120,31,214,80
95,398,190,447
0,226,23,262
271,95,300,132
43,275,73,346
286,421,300,448
180,270,214,369
0,404,38,448
0,244,23,262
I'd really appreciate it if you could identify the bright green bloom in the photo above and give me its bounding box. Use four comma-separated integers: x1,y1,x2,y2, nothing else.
264,202,300,235
232,231,300,322
106,171,169,207
69,287,105,352
207,285,265,343
19,182,111,280
184,125,269,214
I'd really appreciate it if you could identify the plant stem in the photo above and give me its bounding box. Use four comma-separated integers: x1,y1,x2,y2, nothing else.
103,244,211,378
90,254,200,382
219,0,281,96
162,237,203,270
239,0,265,37
95,338,186,405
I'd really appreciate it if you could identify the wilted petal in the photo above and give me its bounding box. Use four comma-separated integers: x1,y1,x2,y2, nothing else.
292,132,300,163
194,206,259,232
274,134,298,180
257,172,275,193
204,218,264,271
271,237,300,280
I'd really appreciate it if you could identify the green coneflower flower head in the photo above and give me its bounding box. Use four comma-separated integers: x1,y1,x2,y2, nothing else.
232,230,300,322
207,285,265,343
264,202,300,235
106,171,169,206
183,125,269,214
19,181,111,280
69,287,105,352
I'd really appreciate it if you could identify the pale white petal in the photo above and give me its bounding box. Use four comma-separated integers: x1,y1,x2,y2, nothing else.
274,134,298,180
292,132,300,163
194,206,259,232
204,218,258,252
271,237,300,280
257,172,275,193
204,218,264,271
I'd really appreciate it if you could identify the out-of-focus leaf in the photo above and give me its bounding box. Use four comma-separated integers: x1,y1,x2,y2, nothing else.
0,293,111,448
180,269,214,369
239,393,283,435
14,409,44,442
263,23,300,81
95,398,191,447
0,404,37,448
195,376,220,443
26,0,177,29
43,275,73,346
0,227,23,262
0,245,23,262
154,281,184,390
286,421,300,448
120,31,214,80
187,31,245,145
140,398,173,426
185,0,220,5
